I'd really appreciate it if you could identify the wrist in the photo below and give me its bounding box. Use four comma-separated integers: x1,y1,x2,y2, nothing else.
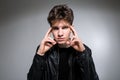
37,49,45,56
78,44,85,52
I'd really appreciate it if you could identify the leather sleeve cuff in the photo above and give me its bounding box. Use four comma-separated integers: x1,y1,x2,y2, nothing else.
33,54,46,71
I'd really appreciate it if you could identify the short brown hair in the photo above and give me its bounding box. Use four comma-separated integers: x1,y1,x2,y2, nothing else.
47,4,74,26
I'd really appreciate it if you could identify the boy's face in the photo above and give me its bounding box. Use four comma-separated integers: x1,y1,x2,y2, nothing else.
51,20,71,45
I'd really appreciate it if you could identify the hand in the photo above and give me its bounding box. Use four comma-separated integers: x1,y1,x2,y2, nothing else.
37,28,56,56
69,26,85,52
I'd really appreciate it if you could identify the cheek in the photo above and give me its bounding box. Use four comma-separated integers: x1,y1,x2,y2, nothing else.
65,30,71,36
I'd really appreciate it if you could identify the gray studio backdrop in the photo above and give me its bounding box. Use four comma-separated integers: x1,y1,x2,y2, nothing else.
0,0,120,80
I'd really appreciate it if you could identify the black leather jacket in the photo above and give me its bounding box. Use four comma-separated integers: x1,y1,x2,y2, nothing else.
27,44,99,80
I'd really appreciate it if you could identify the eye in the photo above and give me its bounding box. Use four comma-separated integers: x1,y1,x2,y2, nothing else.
62,26,69,29
52,27,59,30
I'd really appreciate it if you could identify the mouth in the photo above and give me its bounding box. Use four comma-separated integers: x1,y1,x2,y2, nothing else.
57,38,65,41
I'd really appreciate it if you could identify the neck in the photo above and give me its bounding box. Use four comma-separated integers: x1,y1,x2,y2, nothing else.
58,44,70,48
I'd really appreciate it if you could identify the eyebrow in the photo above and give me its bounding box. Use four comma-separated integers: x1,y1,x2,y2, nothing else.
52,25,69,27
52,26,58,28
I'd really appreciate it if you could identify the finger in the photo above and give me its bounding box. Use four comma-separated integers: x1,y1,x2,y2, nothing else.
46,41,56,48
66,38,71,45
70,26,78,37
70,39,78,46
45,37,56,46
45,28,52,38
71,35,75,41
46,42,53,47
70,40,74,46
47,37,56,45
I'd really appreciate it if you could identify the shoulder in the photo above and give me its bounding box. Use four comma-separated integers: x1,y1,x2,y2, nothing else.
84,44,91,52
83,44,92,55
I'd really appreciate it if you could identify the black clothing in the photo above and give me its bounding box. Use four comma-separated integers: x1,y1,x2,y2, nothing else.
58,47,70,80
27,44,99,80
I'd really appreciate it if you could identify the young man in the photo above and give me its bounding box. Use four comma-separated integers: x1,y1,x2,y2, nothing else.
27,4,99,80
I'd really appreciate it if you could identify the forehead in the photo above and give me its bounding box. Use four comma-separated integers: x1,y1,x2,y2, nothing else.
51,19,70,27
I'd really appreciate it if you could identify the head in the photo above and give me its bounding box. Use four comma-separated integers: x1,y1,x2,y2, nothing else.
47,4,74,45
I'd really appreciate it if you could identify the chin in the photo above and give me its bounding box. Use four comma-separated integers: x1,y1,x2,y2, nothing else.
57,41,66,45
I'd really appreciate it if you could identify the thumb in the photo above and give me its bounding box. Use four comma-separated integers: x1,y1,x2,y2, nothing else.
66,38,71,45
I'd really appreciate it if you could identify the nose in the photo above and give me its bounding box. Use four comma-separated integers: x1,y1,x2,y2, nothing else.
58,28,63,37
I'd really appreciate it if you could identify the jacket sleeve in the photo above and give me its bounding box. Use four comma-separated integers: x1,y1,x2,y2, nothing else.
27,46,46,80
75,45,99,80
